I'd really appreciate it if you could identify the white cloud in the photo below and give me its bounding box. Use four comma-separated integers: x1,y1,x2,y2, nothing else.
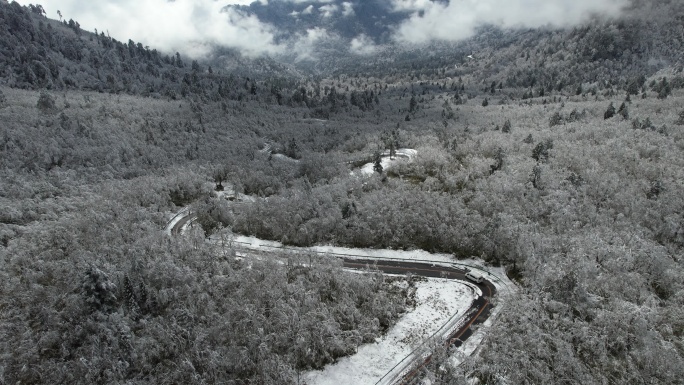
319,4,338,18
16,0,626,60
350,34,379,56
341,2,355,17
285,0,334,3
302,5,314,15
16,0,282,58
392,0,629,44
290,27,331,62
391,0,434,12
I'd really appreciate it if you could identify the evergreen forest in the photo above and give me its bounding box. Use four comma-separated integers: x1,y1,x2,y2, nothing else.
1,1,684,383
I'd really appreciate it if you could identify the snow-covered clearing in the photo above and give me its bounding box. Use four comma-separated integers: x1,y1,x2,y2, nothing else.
356,148,417,176
302,278,476,385
214,190,256,203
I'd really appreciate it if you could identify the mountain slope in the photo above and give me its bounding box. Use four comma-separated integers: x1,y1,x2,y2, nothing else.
0,1,300,97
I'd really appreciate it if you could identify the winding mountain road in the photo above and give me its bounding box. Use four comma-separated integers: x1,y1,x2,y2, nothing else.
167,207,503,385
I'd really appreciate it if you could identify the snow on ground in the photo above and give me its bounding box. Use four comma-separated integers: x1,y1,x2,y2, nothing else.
228,235,515,294
449,285,511,367
163,206,189,236
272,153,299,163
329,245,514,296
231,234,283,249
356,148,417,176
358,157,394,176
302,278,477,385
310,244,456,264
214,189,256,203
393,148,418,159
213,187,235,200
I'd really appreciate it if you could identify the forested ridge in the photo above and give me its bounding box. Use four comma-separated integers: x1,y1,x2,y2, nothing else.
1,0,684,384
0,1,301,96
321,0,684,104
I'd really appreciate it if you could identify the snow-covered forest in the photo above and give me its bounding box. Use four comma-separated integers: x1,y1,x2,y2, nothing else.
1,0,684,383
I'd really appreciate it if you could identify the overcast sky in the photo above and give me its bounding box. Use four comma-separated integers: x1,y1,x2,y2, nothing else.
16,0,628,58
392,0,628,44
